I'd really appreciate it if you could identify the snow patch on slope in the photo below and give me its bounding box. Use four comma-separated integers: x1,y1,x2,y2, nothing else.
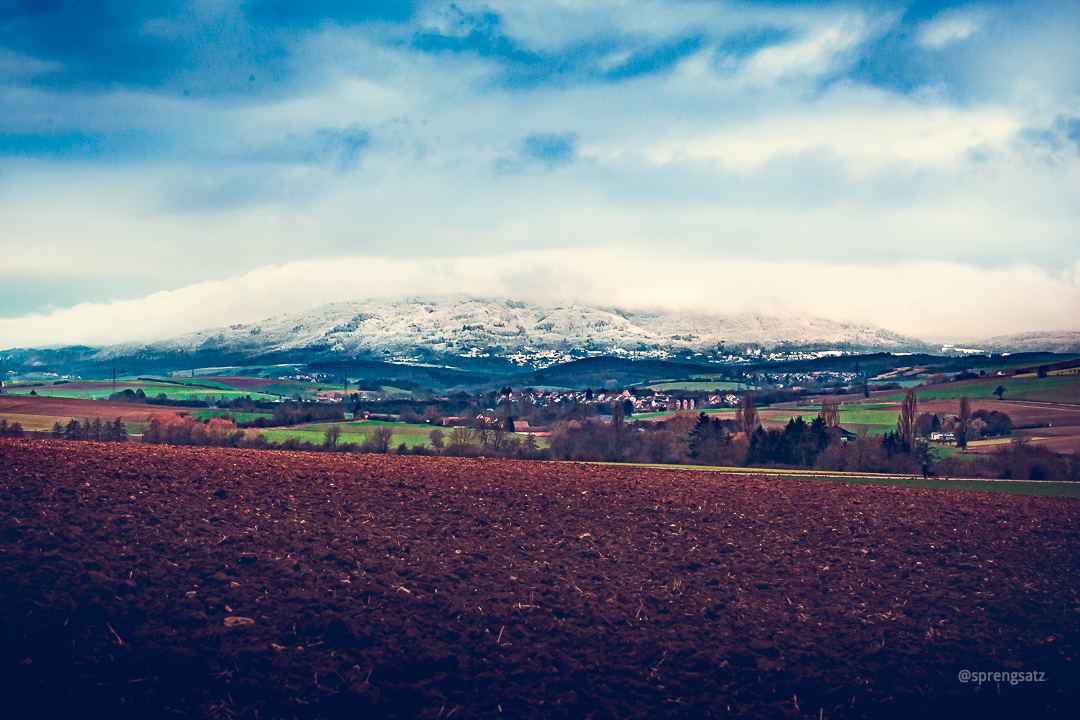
98,296,932,361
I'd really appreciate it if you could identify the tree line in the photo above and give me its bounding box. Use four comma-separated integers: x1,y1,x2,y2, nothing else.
49,417,129,442
0,419,25,437
32,390,1077,481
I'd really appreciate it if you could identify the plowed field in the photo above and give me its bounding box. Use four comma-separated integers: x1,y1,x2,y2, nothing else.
0,395,203,431
1,439,1077,719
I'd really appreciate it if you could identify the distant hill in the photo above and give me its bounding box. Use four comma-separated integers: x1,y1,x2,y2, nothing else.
90,296,934,369
975,332,1080,354
489,357,719,391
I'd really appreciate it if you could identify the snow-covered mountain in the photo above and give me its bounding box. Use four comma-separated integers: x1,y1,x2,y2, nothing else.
96,297,932,366
974,331,1080,354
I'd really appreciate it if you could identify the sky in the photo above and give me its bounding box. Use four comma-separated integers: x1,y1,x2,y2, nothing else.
1,0,1079,348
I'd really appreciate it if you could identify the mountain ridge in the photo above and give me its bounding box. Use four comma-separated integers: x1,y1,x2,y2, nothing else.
91,296,934,367
974,331,1080,354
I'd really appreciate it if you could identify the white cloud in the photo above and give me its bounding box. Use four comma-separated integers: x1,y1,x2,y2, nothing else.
640,87,1021,172
740,19,866,84
918,9,985,50
0,47,64,79
2,252,1078,348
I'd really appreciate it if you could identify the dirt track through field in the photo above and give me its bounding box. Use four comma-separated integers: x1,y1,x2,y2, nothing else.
1,439,1077,719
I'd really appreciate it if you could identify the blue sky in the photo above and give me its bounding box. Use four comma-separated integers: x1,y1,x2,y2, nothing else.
1,0,1078,346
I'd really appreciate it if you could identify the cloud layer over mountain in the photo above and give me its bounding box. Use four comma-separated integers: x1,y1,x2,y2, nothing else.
1,1,1078,344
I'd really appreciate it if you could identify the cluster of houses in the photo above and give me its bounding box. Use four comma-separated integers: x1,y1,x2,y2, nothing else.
515,388,706,414
283,372,336,383
750,370,861,390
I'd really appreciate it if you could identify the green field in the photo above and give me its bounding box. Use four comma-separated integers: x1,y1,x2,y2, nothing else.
585,462,1080,498
837,406,899,426
648,381,741,392
630,404,900,435
779,474,1080,498
190,410,274,423
631,409,737,420
3,381,282,403
165,376,347,397
256,421,441,449
253,420,547,450
877,374,1080,404
257,428,433,448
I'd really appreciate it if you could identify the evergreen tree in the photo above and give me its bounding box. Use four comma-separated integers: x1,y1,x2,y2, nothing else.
65,418,82,440
110,417,128,442
688,413,729,465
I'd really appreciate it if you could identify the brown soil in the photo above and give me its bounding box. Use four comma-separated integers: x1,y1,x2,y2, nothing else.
0,396,202,424
1,439,1077,720
974,435,1080,455
915,399,1080,427
200,377,277,391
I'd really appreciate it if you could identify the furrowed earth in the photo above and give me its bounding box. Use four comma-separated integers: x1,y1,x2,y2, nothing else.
1,439,1077,719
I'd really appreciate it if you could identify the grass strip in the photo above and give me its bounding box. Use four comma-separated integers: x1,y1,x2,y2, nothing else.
575,461,1080,497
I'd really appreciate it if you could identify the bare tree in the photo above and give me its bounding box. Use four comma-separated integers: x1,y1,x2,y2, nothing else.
736,395,759,434
955,395,972,449
448,427,473,454
428,428,445,453
474,416,491,449
897,388,918,453
955,421,968,449
645,429,680,464
958,396,972,424
323,424,342,448
371,425,394,454
490,420,508,451
819,400,840,427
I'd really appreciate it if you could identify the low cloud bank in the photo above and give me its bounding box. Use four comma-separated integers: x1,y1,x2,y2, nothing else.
2,252,1077,349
